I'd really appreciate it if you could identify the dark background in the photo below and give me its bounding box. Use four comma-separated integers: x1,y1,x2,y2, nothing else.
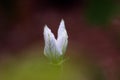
0,0,120,80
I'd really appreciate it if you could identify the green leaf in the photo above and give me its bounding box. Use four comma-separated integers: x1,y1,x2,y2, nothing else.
85,0,116,25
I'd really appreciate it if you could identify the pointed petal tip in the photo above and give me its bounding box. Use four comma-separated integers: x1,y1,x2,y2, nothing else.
44,25,51,31
44,25,48,29
59,19,65,29
61,18,64,22
44,25,51,36
60,19,65,25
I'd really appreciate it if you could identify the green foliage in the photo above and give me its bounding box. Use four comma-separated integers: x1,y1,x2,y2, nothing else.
85,0,117,25
0,57,105,80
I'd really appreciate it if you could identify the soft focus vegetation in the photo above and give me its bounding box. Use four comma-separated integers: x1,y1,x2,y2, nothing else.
0,39,113,80
0,51,105,80
85,0,117,25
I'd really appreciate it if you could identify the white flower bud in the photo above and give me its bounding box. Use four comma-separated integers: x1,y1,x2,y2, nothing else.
43,19,68,63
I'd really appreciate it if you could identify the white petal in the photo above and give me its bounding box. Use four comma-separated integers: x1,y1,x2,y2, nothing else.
43,25,62,60
43,25,55,45
57,19,68,54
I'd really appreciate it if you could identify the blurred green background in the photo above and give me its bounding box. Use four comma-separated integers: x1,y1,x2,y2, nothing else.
0,45,105,80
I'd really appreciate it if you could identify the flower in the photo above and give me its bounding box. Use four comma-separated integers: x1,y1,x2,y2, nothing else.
43,19,68,63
